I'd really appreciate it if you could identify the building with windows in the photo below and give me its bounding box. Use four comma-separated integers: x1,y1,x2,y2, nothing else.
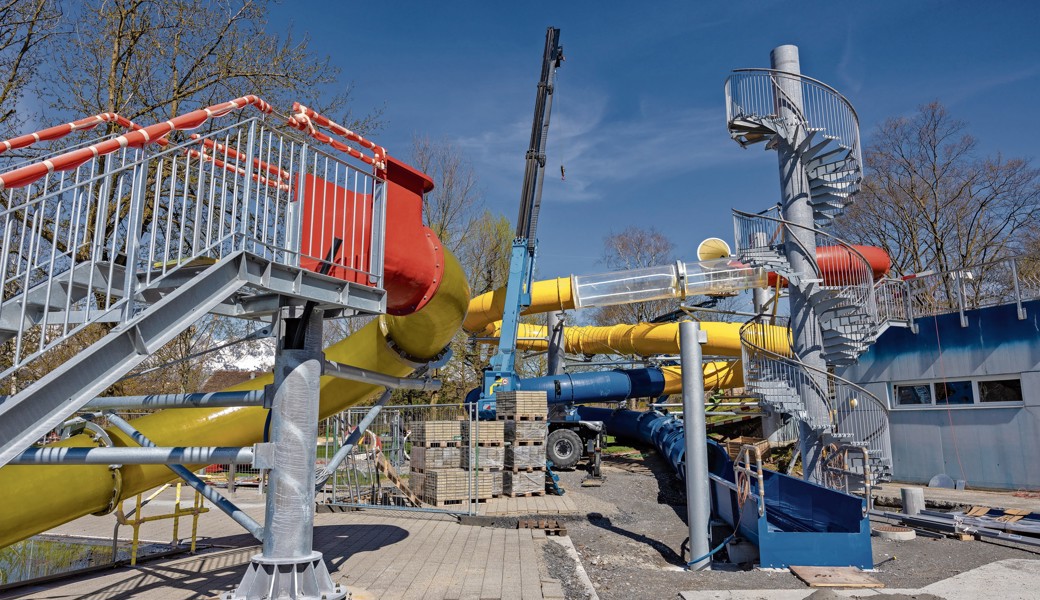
838,298,1040,490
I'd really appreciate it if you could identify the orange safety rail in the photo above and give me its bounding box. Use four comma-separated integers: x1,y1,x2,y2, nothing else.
286,103,387,170
190,134,291,182
0,112,168,155
183,147,291,192
0,95,272,191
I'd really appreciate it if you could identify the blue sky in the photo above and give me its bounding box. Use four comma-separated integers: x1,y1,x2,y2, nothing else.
271,0,1040,280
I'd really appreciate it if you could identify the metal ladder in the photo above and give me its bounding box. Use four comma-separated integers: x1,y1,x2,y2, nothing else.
0,103,389,468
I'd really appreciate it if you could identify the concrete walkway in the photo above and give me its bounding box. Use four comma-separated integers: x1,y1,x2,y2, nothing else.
2,487,592,600
679,558,1040,600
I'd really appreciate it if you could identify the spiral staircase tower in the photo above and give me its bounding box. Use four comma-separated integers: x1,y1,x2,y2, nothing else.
725,47,893,488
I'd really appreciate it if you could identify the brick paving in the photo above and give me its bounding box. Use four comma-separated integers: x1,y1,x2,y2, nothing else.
2,486,583,600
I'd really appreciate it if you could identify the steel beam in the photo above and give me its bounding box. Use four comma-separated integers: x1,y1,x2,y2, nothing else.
12,446,254,465
105,413,264,541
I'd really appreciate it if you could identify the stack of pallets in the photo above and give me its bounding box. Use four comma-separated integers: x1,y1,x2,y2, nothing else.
498,391,548,497
462,420,506,497
410,420,493,507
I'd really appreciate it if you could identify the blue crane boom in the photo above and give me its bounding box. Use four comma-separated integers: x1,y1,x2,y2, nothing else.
478,27,564,415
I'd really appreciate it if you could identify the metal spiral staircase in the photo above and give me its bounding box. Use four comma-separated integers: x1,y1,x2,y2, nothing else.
724,68,893,485
0,100,390,469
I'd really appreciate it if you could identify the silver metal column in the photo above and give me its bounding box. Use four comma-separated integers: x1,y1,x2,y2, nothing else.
546,310,565,376
680,320,711,570
771,45,828,483
226,310,346,600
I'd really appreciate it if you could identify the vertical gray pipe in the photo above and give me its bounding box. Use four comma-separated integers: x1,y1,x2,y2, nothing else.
546,311,564,376
771,44,828,483
680,320,711,570
263,314,324,559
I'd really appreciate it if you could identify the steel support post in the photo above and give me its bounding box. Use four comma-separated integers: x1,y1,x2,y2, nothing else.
771,45,828,483
226,309,346,600
546,310,565,376
680,320,711,570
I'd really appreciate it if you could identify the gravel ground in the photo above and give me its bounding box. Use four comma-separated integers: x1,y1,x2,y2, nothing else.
542,538,594,600
551,449,1040,600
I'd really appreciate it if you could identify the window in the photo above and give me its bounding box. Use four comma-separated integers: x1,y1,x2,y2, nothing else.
935,380,974,405
979,379,1023,403
895,384,931,406
892,377,1024,408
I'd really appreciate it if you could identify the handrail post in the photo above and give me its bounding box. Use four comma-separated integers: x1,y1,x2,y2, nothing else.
1011,258,1027,320
955,271,968,327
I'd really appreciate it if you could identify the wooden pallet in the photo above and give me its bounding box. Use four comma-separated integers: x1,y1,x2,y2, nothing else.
511,440,545,446
496,414,547,421
518,518,567,536
789,565,884,589
503,463,544,472
506,491,545,498
419,441,461,448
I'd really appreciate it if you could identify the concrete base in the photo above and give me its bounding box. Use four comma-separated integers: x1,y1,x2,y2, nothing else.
223,551,347,600
725,540,760,565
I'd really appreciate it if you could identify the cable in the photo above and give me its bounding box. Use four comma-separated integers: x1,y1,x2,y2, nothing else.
933,314,968,483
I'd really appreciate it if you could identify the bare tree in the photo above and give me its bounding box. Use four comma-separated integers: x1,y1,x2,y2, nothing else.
410,135,483,255
44,0,376,130
0,0,60,135
835,102,1040,305
591,226,676,325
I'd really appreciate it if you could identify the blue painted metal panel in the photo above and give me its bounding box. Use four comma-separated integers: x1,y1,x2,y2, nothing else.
839,300,1040,489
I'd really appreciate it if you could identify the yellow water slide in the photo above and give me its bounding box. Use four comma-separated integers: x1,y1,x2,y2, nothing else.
464,268,789,394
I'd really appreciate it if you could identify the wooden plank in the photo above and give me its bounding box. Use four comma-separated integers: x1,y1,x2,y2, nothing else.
790,565,884,588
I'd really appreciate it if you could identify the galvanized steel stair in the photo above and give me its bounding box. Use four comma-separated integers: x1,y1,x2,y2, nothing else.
725,68,893,485
0,116,388,469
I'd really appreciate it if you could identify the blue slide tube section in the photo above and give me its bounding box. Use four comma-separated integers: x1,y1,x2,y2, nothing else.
575,406,873,568
464,368,666,408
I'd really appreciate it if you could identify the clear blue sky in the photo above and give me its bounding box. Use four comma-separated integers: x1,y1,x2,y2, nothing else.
271,0,1040,279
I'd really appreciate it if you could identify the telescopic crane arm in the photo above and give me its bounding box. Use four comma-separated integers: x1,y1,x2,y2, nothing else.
479,27,564,411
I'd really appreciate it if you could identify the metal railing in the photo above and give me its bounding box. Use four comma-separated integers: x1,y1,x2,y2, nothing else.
740,314,891,486
733,208,880,341
725,68,862,170
899,256,1040,324
0,115,386,381
317,403,488,515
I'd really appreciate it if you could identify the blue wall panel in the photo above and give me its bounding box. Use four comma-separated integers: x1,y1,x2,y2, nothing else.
839,300,1040,490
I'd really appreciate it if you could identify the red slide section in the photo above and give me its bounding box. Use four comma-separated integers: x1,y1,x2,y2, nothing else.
767,245,891,287
381,156,445,315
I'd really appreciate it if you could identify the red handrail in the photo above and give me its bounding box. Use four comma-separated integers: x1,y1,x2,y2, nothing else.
0,95,273,192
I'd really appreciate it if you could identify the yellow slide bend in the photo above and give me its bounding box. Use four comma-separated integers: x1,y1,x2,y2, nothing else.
0,251,470,547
